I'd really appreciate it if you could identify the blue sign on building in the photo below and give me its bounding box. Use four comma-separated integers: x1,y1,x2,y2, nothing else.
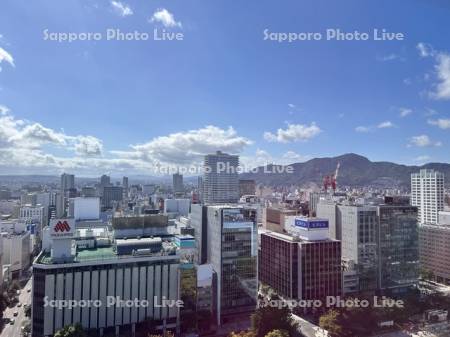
294,218,328,230
27,223,36,234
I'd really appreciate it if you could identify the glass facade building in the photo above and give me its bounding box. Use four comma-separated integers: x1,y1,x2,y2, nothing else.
378,203,419,291
207,206,257,325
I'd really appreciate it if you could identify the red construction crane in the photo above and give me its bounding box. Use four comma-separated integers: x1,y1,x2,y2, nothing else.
323,162,340,193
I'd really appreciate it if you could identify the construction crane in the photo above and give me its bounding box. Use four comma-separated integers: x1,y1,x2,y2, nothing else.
323,162,340,193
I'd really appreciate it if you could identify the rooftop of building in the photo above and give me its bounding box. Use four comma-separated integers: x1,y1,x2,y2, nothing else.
111,214,168,229
35,240,179,265
420,223,450,230
37,246,117,265
262,230,338,243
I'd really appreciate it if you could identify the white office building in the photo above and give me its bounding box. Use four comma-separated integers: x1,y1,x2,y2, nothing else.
68,197,100,220
2,231,31,278
202,151,239,204
164,199,191,217
411,169,444,224
20,205,46,236
439,211,450,225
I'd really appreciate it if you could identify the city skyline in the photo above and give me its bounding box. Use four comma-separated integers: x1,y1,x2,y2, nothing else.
1,0,450,176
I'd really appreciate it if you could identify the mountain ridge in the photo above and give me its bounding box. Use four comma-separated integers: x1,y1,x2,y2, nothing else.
240,153,450,188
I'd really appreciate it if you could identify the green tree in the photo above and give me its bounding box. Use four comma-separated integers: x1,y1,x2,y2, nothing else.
251,294,297,337
419,268,434,281
148,332,174,337
0,292,7,317
54,324,86,337
22,320,31,337
265,329,289,337
229,331,256,337
319,310,342,337
24,304,31,318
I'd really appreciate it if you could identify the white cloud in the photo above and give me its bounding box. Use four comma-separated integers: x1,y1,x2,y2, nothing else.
0,110,103,157
0,47,14,69
428,118,450,130
74,136,103,156
122,125,252,165
240,149,310,170
0,105,9,115
9,123,67,148
414,155,431,163
377,121,395,129
408,135,442,148
399,108,412,117
417,42,435,58
377,54,405,62
111,1,133,16
0,111,316,175
281,150,310,163
288,103,296,108
424,108,438,117
264,123,321,143
431,53,450,100
355,126,371,133
417,43,450,100
150,8,182,28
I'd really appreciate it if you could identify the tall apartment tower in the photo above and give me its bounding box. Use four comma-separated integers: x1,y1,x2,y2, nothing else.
59,173,75,217
122,176,129,200
122,176,129,190
173,173,184,194
100,174,111,187
60,173,75,192
202,151,239,204
411,169,444,224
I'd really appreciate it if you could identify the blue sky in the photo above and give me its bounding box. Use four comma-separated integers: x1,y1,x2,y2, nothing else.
0,0,449,176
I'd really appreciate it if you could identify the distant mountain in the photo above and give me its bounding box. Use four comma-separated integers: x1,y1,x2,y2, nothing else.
240,153,450,188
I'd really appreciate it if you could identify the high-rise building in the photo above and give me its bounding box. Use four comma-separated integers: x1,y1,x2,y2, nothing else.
2,231,31,279
102,186,123,209
206,205,257,325
81,186,97,197
339,205,379,292
19,205,45,235
263,207,299,233
411,169,444,224
122,176,129,199
21,193,37,206
259,218,342,304
202,151,239,204
309,192,326,217
0,189,11,200
419,224,450,284
238,179,256,197
100,174,111,187
190,204,208,264
173,173,184,194
59,174,75,218
316,200,340,240
60,173,75,192
377,197,419,291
